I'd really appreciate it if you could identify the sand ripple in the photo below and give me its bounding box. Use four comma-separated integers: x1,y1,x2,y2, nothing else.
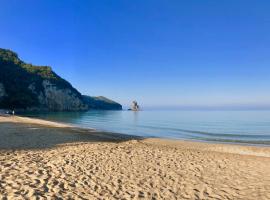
0,140,270,199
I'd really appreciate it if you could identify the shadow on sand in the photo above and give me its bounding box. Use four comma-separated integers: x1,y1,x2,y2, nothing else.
0,122,143,150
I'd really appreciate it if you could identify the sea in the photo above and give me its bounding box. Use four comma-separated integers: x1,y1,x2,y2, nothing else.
20,110,270,146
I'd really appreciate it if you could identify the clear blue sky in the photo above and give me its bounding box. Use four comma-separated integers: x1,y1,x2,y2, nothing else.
1,0,270,108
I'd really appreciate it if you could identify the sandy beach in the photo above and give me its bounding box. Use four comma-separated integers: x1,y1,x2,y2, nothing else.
0,116,270,199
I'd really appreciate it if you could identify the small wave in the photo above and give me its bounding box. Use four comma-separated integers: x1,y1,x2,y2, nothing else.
139,125,270,139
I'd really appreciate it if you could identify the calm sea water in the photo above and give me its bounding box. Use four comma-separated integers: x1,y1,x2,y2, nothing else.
21,110,270,145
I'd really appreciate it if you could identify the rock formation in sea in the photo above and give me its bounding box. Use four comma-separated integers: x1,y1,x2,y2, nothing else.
0,48,122,111
131,101,140,111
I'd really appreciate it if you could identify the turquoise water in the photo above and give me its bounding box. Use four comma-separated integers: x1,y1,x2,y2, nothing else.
21,110,270,145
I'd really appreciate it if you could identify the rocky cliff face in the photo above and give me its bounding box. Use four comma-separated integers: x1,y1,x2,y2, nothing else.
39,80,87,111
0,48,122,111
26,80,88,111
0,83,6,99
0,48,87,111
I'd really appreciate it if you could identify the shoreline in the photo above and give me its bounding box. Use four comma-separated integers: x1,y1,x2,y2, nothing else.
1,115,270,157
16,112,270,147
1,115,270,199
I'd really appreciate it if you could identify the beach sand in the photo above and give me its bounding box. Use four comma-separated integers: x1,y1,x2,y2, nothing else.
0,116,270,199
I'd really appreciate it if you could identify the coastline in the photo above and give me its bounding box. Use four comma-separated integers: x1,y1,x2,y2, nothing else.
0,115,270,199
4,115,270,155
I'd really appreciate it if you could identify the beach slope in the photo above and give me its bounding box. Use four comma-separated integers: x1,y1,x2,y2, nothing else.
0,116,270,199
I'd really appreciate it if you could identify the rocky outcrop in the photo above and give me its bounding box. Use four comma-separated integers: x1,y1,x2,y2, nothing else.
131,101,140,111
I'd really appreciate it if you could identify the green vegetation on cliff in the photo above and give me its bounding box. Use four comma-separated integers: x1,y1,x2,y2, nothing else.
0,48,82,110
0,48,122,111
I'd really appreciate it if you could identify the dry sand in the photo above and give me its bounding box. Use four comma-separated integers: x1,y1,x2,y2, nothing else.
0,116,270,200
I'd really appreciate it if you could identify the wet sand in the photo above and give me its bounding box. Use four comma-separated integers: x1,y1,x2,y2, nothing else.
0,116,270,199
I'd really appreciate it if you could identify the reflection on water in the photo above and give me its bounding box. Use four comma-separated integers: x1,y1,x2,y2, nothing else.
132,111,139,124
21,110,270,145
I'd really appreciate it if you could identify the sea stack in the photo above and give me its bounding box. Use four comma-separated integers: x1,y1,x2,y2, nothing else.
131,101,140,111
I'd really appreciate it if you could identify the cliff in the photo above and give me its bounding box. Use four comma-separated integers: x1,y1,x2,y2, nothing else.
0,48,122,111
